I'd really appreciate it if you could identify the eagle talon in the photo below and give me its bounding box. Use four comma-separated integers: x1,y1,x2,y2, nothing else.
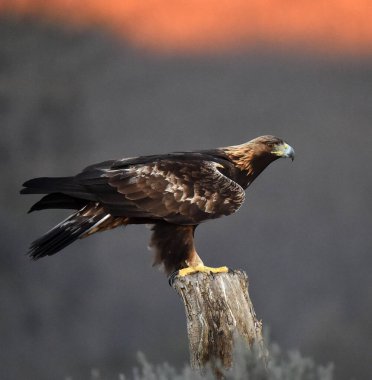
176,265,229,277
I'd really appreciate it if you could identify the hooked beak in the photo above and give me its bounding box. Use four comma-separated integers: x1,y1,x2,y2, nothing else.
272,143,295,161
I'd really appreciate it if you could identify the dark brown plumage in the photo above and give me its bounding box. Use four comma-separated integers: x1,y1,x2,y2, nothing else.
21,135,294,274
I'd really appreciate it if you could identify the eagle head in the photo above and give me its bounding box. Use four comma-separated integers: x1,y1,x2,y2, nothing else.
249,135,295,161
223,135,294,183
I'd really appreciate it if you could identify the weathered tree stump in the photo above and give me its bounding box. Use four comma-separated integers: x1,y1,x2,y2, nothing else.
171,270,266,375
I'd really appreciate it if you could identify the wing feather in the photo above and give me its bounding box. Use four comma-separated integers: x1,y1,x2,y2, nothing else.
102,159,245,224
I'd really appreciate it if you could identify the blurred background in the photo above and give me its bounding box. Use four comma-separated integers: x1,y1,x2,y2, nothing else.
1,1,371,379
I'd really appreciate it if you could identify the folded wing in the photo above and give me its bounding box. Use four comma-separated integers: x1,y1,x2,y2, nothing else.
91,159,245,224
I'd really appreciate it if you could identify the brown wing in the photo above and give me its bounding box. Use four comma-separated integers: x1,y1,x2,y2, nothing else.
103,159,245,224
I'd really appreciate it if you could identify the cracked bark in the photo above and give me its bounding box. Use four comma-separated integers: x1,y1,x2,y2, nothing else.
172,270,266,374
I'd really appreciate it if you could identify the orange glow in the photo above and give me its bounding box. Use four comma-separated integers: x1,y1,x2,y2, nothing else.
1,0,371,55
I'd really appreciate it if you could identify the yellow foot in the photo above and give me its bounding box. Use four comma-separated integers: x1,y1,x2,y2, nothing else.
178,265,229,277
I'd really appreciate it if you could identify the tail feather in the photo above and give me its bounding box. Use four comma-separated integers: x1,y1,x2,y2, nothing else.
28,193,87,213
20,176,96,200
28,204,108,260
21,177,81,194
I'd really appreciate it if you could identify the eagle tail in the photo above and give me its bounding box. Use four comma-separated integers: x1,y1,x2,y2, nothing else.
21,176,83,194
20,176,98,204
27,193,88,213
28,204,109,260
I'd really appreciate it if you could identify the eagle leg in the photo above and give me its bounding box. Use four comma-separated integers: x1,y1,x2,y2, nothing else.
177,265,229,277
168,264,229,286
150,222,229,280
182,249,229,275
181,249,229,276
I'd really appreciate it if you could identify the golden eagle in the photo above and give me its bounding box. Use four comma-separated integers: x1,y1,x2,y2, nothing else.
21,135,294,276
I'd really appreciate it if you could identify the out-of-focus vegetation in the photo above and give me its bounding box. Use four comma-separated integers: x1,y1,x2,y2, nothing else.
78,338,334,380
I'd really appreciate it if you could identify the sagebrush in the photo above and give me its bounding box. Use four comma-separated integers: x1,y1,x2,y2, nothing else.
82,337,333,380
